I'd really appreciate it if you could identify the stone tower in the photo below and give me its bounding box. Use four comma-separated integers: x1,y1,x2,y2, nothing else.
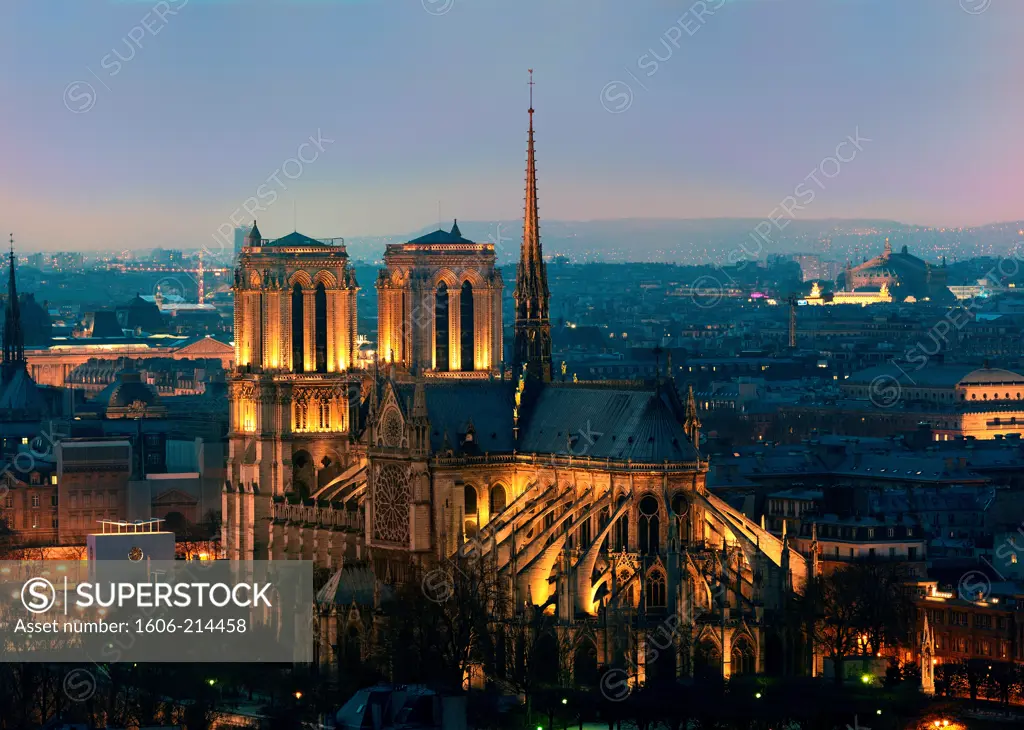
225,225,362,559
376,221,502,376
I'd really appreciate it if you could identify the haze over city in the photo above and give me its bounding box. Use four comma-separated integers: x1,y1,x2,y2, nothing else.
2,0,1022,252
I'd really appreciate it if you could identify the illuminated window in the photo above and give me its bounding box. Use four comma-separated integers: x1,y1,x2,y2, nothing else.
21,438,28,445
50,475,57,485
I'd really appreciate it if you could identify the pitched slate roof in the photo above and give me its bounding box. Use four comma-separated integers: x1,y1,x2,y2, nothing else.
519,384,699,462
393,379,698,462
0,367,46,414
408,221,474,245
395,381,516,453
316,563,394,607
268,231,333,247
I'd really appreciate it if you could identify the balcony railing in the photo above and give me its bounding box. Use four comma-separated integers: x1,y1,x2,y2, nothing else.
271,502,362,531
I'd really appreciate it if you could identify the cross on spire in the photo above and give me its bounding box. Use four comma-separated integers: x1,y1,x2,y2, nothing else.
528,68,534,116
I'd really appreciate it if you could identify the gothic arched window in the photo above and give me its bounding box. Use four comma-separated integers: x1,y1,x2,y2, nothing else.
639,495,660,555
647,569,666,608
435,283,449,371
460,280,475,371
490,484,507,515
291,283,304,372
314,282,328,372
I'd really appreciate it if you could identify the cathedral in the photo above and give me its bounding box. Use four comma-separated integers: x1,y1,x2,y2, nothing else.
223,83,813,684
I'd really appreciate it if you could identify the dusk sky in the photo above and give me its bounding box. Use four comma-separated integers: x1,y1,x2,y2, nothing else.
1,0,1021,251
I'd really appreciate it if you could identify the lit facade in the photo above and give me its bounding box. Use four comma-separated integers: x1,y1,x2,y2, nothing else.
376,222,502,376
226,228,364,544
223,83,814,684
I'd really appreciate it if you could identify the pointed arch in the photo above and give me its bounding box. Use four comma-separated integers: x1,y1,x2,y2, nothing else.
289,270,314,289
490,483,507,515
313,269,338,288
646,566,667,608
573,637,599,687
458,269,487,288
639,494,660,555
431,269,459,289
730,633,756,675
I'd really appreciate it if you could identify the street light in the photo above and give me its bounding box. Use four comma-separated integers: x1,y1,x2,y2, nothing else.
294,691,303,700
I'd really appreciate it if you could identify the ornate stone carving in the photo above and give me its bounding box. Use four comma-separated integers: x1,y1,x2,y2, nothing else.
372,463,410,545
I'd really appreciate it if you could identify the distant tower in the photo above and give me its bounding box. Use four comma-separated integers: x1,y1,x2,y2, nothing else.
512,70,553,383
3,235,26,384
197,249,205,304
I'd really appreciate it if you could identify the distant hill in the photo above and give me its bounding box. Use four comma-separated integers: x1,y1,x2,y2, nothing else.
346,217,1024,266
128,217,1012,267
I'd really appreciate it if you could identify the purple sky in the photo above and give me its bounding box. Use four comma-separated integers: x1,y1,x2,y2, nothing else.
0,0,1021,251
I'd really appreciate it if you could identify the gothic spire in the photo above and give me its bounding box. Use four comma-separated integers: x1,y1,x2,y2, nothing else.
513,69,553,382
3,234,26,380
245,220,262,247
684,384,701,448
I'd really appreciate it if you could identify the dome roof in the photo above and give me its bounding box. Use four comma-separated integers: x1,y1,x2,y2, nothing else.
95,370,161,411
959,367,1024,386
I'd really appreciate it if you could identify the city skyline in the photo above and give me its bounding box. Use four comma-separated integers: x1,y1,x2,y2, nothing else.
1,0,1021,251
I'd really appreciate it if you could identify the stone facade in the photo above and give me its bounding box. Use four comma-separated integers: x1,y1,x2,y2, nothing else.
376,222,503,375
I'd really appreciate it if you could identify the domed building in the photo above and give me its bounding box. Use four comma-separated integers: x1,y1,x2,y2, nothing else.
91,367,167,419
837,239,953,303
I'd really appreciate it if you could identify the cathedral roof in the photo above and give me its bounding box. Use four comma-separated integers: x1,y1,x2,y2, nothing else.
394,381,516,452
316,563,394,607
519,384,700,462
0,367,46,414
267,231,334,248
392,379,699,462
407,221,474,245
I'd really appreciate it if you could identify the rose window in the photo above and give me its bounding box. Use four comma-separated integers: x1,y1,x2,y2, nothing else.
382,411,403,447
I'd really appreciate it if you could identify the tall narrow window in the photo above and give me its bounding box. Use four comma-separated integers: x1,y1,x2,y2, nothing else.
460,280,475,371
435,283,449,371
315,283,328,372
291,284,304,372
639,496,660,555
